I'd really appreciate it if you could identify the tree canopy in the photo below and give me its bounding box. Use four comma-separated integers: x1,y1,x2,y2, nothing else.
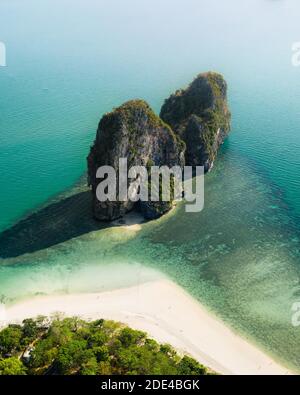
0,317,212,375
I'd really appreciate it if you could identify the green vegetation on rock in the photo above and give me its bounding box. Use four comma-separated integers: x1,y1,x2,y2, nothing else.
87,99,185,221
160,72,231,171
87,72,230,221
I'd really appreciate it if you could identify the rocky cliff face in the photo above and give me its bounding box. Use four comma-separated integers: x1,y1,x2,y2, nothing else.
160,72,231,172
87,100,185,221
88,72,230,222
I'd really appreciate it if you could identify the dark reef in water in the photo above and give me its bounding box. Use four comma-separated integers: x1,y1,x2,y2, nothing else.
88,72,231,222
0,186,101,258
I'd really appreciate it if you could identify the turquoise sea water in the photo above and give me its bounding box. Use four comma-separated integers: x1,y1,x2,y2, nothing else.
1,0,300,371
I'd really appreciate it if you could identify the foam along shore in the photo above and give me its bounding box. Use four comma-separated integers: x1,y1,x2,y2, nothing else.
4,279,291,375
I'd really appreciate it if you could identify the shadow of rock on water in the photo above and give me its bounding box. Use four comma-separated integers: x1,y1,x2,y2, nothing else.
0,191,110,259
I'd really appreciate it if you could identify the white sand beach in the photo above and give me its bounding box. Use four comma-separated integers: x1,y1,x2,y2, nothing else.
112,211,144,231
5,279,292,375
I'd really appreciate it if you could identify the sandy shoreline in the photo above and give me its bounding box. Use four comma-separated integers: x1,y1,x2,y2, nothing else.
3,279,292,375
112,210,144,231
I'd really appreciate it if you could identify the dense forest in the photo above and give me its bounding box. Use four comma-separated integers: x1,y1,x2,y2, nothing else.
0,316,211,375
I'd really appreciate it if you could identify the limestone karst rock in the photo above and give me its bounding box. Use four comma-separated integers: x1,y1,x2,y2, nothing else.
88,73,231,221
87,100,185,220
160,72,231,172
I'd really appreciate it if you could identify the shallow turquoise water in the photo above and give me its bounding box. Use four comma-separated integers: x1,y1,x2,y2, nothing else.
1,0,300,371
